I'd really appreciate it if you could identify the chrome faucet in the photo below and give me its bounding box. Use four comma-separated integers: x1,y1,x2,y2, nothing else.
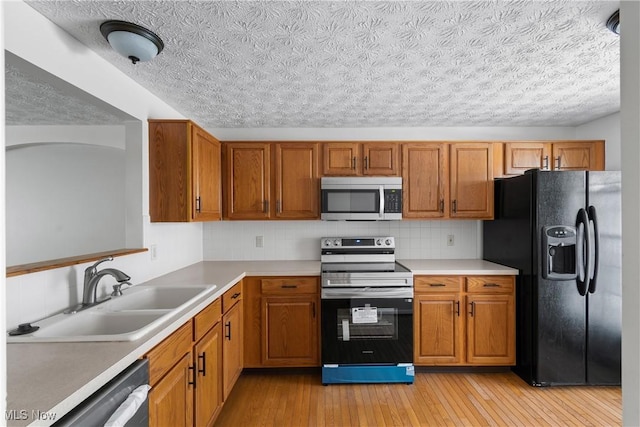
82,257,131,306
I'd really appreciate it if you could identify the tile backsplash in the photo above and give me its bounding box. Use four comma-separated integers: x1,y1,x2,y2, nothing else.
203,220,481,260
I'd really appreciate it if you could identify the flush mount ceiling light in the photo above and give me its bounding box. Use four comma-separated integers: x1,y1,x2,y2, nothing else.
606,9,620,35
100,20,164,64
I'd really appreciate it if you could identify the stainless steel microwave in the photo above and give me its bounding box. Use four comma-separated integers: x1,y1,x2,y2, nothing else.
320,177,402,220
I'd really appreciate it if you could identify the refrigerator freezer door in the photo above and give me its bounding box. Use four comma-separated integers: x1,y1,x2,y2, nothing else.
586,172,622,385
534,171,588,385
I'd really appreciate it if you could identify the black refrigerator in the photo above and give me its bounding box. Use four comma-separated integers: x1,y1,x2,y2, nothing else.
483,169,621,386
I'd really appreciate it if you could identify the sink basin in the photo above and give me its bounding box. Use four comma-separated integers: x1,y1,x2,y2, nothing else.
7,284,217,342
103,285,215,311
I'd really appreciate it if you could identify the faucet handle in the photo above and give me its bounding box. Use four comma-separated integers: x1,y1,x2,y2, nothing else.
86,256,114,274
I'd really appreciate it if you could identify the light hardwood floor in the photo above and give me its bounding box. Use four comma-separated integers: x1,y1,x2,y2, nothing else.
214,370,621,426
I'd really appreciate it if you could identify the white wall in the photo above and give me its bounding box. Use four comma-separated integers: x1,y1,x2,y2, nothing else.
576,112,621,170
620,2,640,424
1,1,7,419
4,2,203,329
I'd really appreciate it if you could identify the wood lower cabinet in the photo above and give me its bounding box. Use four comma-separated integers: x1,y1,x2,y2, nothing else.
194,323,223,427
500,140,605,176
244,276,320,368
222,284,243,400
414,275,515,366
149,352,194,427
146,292,229,427
322,142,400,176
149,119,221,222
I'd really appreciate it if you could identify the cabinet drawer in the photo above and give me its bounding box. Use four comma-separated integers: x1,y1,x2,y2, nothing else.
414,276,463,293
466,276,515,293
193,298,222,342
222,281,243,313
261,277,318,295
146,321,193,386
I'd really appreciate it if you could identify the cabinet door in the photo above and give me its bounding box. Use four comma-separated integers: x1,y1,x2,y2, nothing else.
192,126,221,221
414,294,463,365
222,302,243,400
402,143,448,219
363,143,400,176
224,143,271,219
149,352,194,427
553,141,605,171
504,142,551,174
322,142,361,176
466,294,515,365
261,295,319,366
194,322,223,427
450,143,494,219
274,143,319,219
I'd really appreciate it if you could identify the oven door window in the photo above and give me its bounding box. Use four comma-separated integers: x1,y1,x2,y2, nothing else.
337,306,398,341
321,297,413,365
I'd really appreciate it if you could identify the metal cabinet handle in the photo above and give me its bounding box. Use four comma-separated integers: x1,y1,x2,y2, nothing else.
440,199,445,213
352,156,357,170
364,156,369,170
281,285,298,289
231,292,241,299
469,301,475,317
452,200,457,214
225,321,231,340
263,200,270,213
198,352,206,376
312,301,316,318
276,200,281,214
543,156,549,170
430,283,446,287
188,364,197,387
196,196,202,213
483,283,500,288
455,301,460,317
556,156,561,169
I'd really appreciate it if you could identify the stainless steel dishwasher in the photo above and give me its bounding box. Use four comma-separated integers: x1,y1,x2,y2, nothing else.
53,359,149,427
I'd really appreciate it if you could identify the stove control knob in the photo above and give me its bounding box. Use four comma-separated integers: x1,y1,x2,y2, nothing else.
385,238,393,246
333,239,341,247
323,239,332,247
376,239,383,246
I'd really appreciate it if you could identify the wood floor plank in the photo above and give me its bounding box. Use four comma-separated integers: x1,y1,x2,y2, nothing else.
214,370,622,427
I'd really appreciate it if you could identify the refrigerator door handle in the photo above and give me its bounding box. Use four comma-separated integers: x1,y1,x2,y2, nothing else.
587,205,599,294
576,208,590,296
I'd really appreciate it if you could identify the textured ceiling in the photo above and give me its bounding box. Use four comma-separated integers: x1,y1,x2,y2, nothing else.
19,1,620,129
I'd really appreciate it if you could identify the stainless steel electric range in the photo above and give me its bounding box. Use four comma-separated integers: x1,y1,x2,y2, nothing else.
320,236,414,385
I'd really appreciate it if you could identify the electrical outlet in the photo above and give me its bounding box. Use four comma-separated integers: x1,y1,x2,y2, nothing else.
256,235,264,248
447,235,454,246
150,244,158,260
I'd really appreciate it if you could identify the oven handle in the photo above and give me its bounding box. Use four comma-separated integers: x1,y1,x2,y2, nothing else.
321,287,413,299
379,185,385,218
323,278,413,287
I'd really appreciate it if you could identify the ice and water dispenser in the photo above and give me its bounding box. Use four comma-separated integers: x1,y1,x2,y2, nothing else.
542,226,578,280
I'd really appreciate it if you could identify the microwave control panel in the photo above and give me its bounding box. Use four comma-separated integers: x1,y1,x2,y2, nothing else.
384,189,402,213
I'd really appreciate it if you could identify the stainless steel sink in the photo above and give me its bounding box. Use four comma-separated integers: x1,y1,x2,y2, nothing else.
7,284,217,342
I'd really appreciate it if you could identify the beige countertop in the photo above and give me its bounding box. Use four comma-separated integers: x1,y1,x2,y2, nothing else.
6,258,515,426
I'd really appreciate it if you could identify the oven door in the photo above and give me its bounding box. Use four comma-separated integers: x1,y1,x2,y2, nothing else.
321,288,413,365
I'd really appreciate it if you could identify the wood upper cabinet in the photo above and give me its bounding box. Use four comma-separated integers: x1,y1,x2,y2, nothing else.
149,120,221,222
402,143,448,219
223,142,319,220
322,142,400,176
274,143,319,218
224,143,271,220
414,275,515,367
500,140,605,176
553,141,605,171
450,143,494,219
